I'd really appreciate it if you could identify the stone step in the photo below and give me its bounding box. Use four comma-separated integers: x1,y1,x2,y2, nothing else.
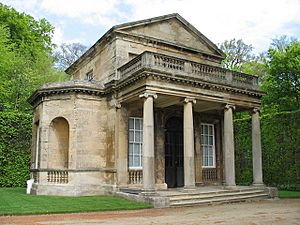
170,193,269,207
163,188,264,197
169,189,266,202
119,188,142,195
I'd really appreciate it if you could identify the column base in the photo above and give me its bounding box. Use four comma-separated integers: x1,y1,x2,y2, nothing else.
224,184,237,189
252,183,265,187
140,189,158,197
184,185,196,190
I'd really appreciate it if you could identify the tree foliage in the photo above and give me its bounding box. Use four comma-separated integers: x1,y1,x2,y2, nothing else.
53,43,88,69
0,112,32,187
0,3,54,59
262,39,300,112
218,38,255,71
235,110,300,190
0,4,68,112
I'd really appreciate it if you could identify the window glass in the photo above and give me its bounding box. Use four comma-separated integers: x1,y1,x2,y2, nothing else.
128,117,143,169
201,123,215,168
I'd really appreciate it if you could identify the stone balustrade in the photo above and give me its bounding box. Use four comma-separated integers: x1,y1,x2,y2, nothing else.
118,51,259,90
47,170,69,184
202,168,217,183
128,169,143,184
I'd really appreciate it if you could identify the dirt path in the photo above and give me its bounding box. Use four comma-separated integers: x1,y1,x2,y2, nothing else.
1,199,299,225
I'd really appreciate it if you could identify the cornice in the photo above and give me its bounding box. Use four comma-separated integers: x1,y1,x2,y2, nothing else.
111,69,265,98
28,81,105,108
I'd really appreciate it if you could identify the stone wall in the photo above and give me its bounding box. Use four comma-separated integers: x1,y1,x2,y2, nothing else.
31,93,117,195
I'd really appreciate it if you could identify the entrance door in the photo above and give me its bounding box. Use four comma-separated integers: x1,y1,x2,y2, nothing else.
165,117,184,188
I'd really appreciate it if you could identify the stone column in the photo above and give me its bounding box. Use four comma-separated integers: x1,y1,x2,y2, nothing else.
183,97,196,189
139,92,157,193
252,108,264,186
224,104,236,187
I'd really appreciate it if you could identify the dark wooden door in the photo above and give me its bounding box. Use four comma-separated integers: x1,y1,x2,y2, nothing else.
165,117,184,188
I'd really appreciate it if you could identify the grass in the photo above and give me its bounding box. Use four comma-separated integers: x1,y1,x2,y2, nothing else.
278,190,300,199
0,188,152,216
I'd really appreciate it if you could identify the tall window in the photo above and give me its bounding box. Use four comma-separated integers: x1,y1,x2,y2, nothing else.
128,117,143,169
201,123,215,168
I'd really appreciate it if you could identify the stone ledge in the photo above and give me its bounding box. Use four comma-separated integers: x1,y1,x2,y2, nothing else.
115,191,170,208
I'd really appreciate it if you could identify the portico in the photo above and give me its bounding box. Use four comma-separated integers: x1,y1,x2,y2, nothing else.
28,14,267,200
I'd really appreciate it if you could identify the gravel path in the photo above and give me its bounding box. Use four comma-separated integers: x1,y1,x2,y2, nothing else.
1,199,299,225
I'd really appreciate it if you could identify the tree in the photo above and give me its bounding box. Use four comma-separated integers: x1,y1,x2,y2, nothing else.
262,39,300,111
0,3,54,59
271,35,297,52
218,38,255,71
53,43,88,69
0,4,68,112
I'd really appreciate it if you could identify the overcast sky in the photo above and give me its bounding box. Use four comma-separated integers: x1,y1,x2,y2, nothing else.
3,0,300,54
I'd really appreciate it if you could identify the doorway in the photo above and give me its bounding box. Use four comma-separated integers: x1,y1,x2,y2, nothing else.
165,117,184,188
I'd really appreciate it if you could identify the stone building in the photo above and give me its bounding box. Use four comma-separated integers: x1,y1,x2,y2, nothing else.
28,14,265,198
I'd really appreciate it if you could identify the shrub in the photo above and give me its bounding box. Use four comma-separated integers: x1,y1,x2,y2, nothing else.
235,110,300,190
0,112,32,187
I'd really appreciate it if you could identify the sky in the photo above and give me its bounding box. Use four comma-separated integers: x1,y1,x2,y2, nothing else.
2,0,300,54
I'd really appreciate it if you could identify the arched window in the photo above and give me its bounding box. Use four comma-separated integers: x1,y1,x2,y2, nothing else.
48,117,69,169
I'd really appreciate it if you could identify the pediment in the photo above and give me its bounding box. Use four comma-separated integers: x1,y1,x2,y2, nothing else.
115,14,224,58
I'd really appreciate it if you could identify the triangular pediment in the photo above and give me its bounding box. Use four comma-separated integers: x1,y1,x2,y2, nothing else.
115,14,224,58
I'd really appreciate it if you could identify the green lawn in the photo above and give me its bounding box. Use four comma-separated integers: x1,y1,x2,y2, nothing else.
278,191,300,199
0,188,151,216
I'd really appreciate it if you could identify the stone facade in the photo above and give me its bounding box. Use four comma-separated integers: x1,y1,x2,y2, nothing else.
28,13,265,196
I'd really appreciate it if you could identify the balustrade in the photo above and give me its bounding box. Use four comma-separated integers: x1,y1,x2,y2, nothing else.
117,51,259,90
128,169,143,184
154,54,184,71
202,168,217,183
47,170,69,184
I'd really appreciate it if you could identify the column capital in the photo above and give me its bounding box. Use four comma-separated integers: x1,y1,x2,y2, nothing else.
139,91,157,99
184,97,196,104
224,104,236,111
112,99,121,109
115,102,121,109
252,107,261,114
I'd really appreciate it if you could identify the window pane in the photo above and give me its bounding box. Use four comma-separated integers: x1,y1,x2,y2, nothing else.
129,131,134,142
129,143,133,154
129,118,134,129
135,131,142,142
128,154,133,167
204,125,208,134
204,136,208,145
133,155,140,167
209,156,213,166
140,143,143,155
209,126,213,135
135,119,142,130
133,143,140,155
209,136,213,145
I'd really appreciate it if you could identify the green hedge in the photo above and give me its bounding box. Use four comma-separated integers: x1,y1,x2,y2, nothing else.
235,110,300,190
0,112,32,187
